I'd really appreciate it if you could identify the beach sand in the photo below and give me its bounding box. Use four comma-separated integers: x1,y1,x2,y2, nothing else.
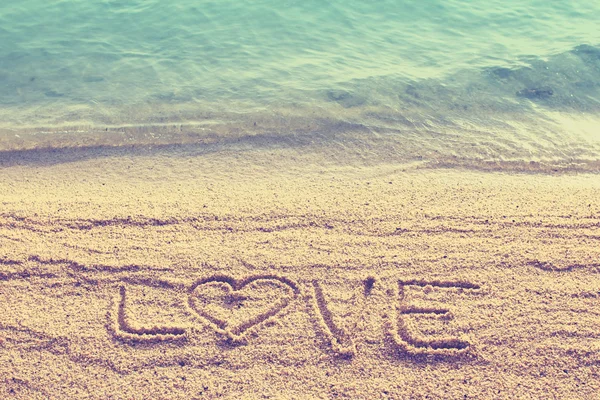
1,143,599,399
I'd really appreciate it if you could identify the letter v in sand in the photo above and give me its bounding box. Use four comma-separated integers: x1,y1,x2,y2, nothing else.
310,279,362,357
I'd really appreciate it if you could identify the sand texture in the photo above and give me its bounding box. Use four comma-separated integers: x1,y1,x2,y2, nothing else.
1,145,600,399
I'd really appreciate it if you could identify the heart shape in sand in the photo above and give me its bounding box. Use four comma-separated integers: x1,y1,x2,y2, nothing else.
188,275,298,338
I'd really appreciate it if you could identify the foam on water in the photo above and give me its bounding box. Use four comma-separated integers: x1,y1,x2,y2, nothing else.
1,0,600,171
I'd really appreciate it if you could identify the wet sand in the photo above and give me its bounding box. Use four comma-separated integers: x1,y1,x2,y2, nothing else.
1,144,599,399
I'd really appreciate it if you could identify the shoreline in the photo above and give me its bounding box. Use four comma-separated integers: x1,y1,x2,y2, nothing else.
2,128,600,174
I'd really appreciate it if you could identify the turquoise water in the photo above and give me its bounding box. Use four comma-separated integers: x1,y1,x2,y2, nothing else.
1,0,600,169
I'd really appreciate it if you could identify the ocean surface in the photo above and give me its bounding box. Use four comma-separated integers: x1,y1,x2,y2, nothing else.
1,0,600,171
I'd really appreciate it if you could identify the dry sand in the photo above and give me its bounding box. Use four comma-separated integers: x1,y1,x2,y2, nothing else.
1,143,599,399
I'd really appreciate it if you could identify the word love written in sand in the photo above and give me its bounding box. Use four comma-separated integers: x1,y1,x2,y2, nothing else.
111,274,481,357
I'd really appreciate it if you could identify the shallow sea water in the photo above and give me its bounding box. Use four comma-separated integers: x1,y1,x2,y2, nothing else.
1,0,600,170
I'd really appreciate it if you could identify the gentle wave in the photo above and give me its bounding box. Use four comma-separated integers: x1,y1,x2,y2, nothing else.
1,101,600,174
